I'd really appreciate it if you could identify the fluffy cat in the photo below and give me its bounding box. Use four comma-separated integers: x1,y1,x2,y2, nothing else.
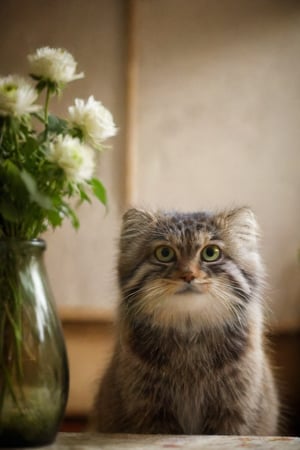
90,207,279,435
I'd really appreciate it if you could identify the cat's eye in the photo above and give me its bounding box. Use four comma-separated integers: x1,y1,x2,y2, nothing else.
154,246,176,263
201,245,221,262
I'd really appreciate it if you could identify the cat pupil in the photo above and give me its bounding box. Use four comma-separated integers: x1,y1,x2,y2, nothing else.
162,247,170,257
206,247,214,257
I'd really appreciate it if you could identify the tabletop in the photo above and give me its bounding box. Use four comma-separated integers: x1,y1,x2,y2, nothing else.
16,433,300,449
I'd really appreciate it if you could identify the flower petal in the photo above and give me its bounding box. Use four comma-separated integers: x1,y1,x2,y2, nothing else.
28,47,84,86
68,95,117,149
48,135,95,183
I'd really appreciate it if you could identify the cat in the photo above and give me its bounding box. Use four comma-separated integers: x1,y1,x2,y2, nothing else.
90,207,279,435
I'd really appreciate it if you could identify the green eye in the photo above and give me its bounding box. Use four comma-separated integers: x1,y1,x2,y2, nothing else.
201,245,221,262
155,246,176,263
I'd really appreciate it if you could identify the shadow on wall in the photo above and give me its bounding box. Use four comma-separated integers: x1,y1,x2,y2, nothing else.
277,264,300,331
270,332,300,436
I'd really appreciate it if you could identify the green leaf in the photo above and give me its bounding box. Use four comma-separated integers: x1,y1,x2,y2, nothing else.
0,199,19,222
69,209,80,229
3,159,20,179
2,160,25,194
20,170,52,210
0,161,29,218
47,209,63,228
62,204,80,229
21,137,40,158
78,185,91,204
47,114,68,134
90,178,107,206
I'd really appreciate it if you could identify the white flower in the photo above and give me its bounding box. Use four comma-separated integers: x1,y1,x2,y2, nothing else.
68,96,117,149
0,75,40,116
28,47,84,86
48,135,95,183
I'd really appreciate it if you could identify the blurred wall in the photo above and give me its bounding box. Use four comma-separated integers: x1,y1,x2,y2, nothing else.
136,0,300,330
0,0,300,330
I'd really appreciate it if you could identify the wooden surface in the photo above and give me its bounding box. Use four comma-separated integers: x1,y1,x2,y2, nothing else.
23,433,300,449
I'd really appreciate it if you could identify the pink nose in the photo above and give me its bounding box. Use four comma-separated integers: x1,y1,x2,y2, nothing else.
181,272,195,283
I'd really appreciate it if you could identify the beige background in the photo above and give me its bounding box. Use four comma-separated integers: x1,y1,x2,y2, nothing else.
1,0,300,330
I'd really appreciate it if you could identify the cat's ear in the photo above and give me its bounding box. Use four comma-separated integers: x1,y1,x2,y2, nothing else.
121,208,155,240
226,207,258,232
122,208,154,227
219,207,263,274
218,207,260,249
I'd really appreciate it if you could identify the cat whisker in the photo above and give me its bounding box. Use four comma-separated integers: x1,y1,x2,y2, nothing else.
209,283,248,328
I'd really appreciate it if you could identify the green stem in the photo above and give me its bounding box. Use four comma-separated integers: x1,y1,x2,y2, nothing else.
0,252,26,417
44,87,51,138
0,310,7,417
0,118,6,150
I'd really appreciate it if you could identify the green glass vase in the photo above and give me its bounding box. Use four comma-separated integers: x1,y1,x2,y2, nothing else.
0,239,69,447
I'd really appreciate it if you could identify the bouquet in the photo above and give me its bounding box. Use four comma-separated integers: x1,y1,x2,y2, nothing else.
0,47,117,439
0,46,117,239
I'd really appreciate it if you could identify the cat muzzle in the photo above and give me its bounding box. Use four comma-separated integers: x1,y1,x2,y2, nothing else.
175,282,205,295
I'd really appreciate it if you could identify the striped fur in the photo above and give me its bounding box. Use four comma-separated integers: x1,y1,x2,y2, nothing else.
91,207,279,435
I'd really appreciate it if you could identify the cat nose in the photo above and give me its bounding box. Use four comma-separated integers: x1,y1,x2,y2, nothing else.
181,272,195,283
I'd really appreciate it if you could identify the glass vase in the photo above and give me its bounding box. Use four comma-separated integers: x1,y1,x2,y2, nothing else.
0,239,69,447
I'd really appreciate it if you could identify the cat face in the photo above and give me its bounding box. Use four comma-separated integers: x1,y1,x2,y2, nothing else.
118,208,263,328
